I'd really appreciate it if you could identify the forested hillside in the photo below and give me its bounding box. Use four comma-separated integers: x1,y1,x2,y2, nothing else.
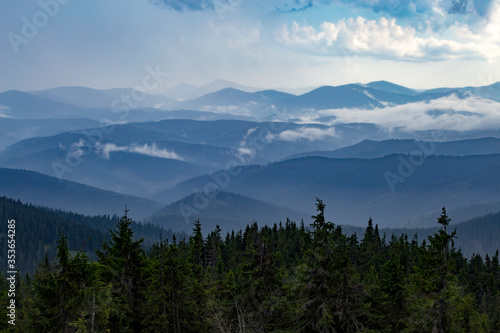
2,200,499,332
0,197,176,274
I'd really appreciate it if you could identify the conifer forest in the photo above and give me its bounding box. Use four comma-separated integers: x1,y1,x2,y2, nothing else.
2,199,499,332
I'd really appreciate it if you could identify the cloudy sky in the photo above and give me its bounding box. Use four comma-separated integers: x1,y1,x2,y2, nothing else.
1,0,500,92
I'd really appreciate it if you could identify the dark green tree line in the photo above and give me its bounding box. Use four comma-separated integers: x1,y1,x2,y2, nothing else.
2,201,500,332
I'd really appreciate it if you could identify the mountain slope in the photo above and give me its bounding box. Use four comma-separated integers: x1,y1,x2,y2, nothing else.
365,80,419,95
0,118,100,150
0,168,162,220
272,84,458,114
30,86,174,109
147,191,307,232
284,137,500,160
0,196,179,274
163,80,261,100
0,90,102,119
423,81,500,101
173,88,295,115
160,154,500,228
340,210,500,258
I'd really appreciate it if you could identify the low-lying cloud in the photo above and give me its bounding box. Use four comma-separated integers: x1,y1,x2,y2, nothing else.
266,126,337,142
304,94,500,131
99,143,183,160
0,105,12,118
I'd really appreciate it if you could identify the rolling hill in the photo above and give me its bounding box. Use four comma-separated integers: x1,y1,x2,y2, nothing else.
147,191,307,233
0,168,162,220
284,137,500,160
0,90,103,119
173,88,295,115
158,154,500,228
340,210,500,258
271,84,460,114
0,196,179,274
0,118,100,150
364,80,419,95
423,81,500,101
0,133,216,198
162,79,261,101
30,86,175,110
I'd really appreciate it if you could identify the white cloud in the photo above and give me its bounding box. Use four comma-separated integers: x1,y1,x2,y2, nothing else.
309,94,500,131
235,127,258,161
0,105,12,118
68,139,86,158
266,126,337,142
99,143,183,160
276,13,500,61
101,143,127,159
237,147,255,159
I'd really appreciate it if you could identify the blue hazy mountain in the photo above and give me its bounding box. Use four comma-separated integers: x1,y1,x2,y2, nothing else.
284,138,500,160
0,131,218,198
173,88,295,115
162,79,261,100
30,86,175,110
0,89,254,125
0,168,161,220
423,81,500,101
0,118,99,150
0,119,347,196
159,154,500,228
3,81,497,125
162,83,463,116
7,117,500,202
341,211,500,258
126,109,256,122
364,80,419,95
271,84,462,114
0,90,104,119
0,120,394,193
147,191,307,233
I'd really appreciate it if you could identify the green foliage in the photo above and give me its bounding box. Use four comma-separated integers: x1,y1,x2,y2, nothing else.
22,235,113,332
0,196,179,275
6,200,500,332
97,209,147,332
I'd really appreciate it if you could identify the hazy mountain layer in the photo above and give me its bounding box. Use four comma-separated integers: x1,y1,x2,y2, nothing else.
0,168,162,220
147,191,307,233
161,154,500,228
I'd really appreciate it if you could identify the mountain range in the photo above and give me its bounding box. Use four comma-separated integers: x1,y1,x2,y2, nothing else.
160,153,500,228
0,168,161,220
284,137,500,160
3,79,498,122
147,191,306,233
2,79,500,234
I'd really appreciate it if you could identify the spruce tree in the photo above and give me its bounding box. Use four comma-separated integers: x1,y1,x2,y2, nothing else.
97,208,146,332
295,198,366,332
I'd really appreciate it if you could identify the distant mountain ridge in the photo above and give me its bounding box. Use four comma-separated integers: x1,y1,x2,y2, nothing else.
424,81,500,101
173,88,295,115
30,86,175,110
160,154,500,228
147,191,307,233
284,137,500,160
162,79,262,100
0,90,101,119
364,80,419,95
1,80,499,125
0,168,162,220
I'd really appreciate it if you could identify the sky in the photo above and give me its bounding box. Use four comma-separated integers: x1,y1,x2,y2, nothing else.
1,0,500,92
